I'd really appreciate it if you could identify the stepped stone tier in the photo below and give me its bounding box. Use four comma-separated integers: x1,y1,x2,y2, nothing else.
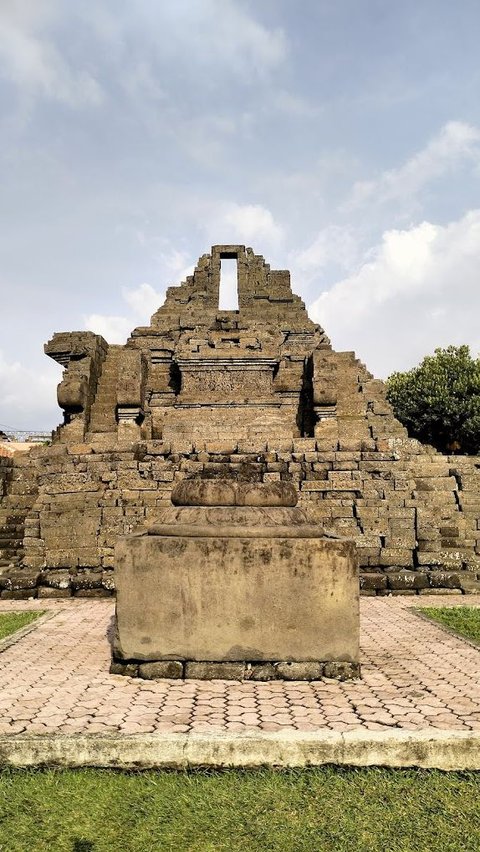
0,244,480,597
112,479,359,681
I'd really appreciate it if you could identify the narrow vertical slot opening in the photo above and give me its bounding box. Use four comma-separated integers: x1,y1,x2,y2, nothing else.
219,257,239,310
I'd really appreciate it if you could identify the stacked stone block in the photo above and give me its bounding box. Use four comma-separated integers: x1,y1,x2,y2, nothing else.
0,452,39,590
0,432,478,598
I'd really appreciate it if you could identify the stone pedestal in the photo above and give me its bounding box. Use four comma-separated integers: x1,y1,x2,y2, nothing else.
112,481,360,680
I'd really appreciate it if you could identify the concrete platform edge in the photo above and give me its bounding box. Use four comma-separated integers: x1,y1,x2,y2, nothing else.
0,729,479,771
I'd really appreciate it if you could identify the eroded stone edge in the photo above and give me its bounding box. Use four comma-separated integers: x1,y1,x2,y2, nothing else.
0,730,479,771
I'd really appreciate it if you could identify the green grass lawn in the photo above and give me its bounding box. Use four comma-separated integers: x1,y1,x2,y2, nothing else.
0,766,479,852
0,610,43,641
420,606,480,643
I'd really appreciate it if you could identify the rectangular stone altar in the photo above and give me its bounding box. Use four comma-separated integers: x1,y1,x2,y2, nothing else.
112,481,360,680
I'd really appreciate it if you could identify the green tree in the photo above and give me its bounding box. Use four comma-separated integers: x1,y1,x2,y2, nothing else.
386,345,480,455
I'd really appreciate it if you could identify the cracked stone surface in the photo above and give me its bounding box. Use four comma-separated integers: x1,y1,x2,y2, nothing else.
0,596,479,736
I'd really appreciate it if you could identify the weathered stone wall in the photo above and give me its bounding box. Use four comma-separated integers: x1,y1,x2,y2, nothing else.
0,453,38,579
0,456,11,497
1,432,479,599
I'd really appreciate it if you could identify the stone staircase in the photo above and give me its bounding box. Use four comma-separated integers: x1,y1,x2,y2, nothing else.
0,455,38,571
0,508,23,567
87,345,122,436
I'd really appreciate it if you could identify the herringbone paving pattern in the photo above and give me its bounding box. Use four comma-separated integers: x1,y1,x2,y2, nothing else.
0,596,479,736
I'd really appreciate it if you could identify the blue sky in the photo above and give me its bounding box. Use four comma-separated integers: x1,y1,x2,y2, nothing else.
1,0,480,430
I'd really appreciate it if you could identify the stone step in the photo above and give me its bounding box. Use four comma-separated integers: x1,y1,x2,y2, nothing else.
89,422,116,431
84,431,117,443
0,550,20,560
91,407,116,416
88,347,122,433
0,526,23,537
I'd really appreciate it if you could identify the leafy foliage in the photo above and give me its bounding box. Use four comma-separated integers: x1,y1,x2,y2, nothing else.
386,345,480,454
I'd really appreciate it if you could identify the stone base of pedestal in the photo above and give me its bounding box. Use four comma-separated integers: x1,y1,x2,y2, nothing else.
109,657,360,681
113,530,359,678
112,481,360,681
110,658,360,680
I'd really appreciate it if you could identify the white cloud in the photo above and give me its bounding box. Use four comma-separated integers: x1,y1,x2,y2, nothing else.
121,59,167,103
292,225,360,274
347,121,480,209
84,282,167,344
273,90,319,117
0,348,60,431
85,0,286,97
150,0,287,79
0,0,56,31
123,282,165,319
159,247,194,283
203,203,284,250
309,209,480,377
83,314,133,345
0,0,102,106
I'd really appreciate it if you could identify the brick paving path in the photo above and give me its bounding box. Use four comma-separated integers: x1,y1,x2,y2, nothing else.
0,596,479,736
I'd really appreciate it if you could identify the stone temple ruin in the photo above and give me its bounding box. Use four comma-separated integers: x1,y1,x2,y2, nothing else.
0,244,480,601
